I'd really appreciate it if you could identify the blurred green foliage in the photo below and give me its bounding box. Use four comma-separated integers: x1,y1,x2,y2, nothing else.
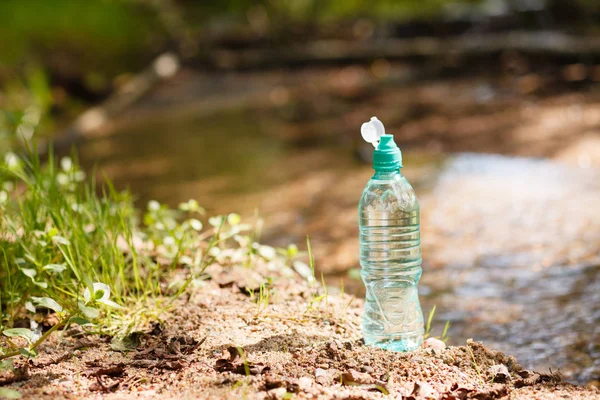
0,0,164,145
0,0,163,74
0,0,483,74
0,0,482,133
1,0,598,138
266,0,477,21
0,69,52,154
2,0,599,82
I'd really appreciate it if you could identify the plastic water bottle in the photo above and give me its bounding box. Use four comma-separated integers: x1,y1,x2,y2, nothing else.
358,117,424,351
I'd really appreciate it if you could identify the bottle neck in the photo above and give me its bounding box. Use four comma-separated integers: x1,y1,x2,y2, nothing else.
372,169,402,180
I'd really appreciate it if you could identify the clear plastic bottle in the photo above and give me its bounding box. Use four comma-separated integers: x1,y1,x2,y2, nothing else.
358,122,424,352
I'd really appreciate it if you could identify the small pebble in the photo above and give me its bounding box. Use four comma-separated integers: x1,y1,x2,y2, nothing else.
342,369,373,385
488,364,511,383
267,387,287,399
316,376,328,386
423,337,446,350
298,376,313,391
361,366,374,374
315,368,327,378
411,381,437,398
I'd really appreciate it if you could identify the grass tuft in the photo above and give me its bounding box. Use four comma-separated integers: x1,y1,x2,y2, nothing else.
0,147,272,361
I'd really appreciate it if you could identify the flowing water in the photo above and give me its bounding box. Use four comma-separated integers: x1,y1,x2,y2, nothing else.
75,72,600,384
419,154,600,383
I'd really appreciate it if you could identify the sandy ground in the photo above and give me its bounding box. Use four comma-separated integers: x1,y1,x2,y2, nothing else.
2,262,598,399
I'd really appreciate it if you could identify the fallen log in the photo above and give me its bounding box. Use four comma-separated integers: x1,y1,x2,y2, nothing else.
205,31,600,69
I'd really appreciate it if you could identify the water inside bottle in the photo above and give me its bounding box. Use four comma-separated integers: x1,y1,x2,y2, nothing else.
359,173,424,351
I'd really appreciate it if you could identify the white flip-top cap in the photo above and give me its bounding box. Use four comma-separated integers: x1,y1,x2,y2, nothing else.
361,116,385,147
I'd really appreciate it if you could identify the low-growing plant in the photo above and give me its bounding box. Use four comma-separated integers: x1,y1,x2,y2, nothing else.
0,147,275,363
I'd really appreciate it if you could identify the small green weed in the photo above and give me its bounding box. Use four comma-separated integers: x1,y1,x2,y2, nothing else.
303,236,329,314
466,345,484,386
247,279,272,316
424,305,451,342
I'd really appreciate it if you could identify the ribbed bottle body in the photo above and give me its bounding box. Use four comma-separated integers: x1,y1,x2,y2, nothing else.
358,171,424,351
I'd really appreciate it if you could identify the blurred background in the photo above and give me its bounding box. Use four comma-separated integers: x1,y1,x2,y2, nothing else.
1,0,600,386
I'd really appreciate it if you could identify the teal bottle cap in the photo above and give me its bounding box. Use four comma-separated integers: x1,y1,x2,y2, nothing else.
360,117,402,171
373,134,402,171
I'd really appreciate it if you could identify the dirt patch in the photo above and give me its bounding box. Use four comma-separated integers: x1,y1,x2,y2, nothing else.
3,262,598,399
